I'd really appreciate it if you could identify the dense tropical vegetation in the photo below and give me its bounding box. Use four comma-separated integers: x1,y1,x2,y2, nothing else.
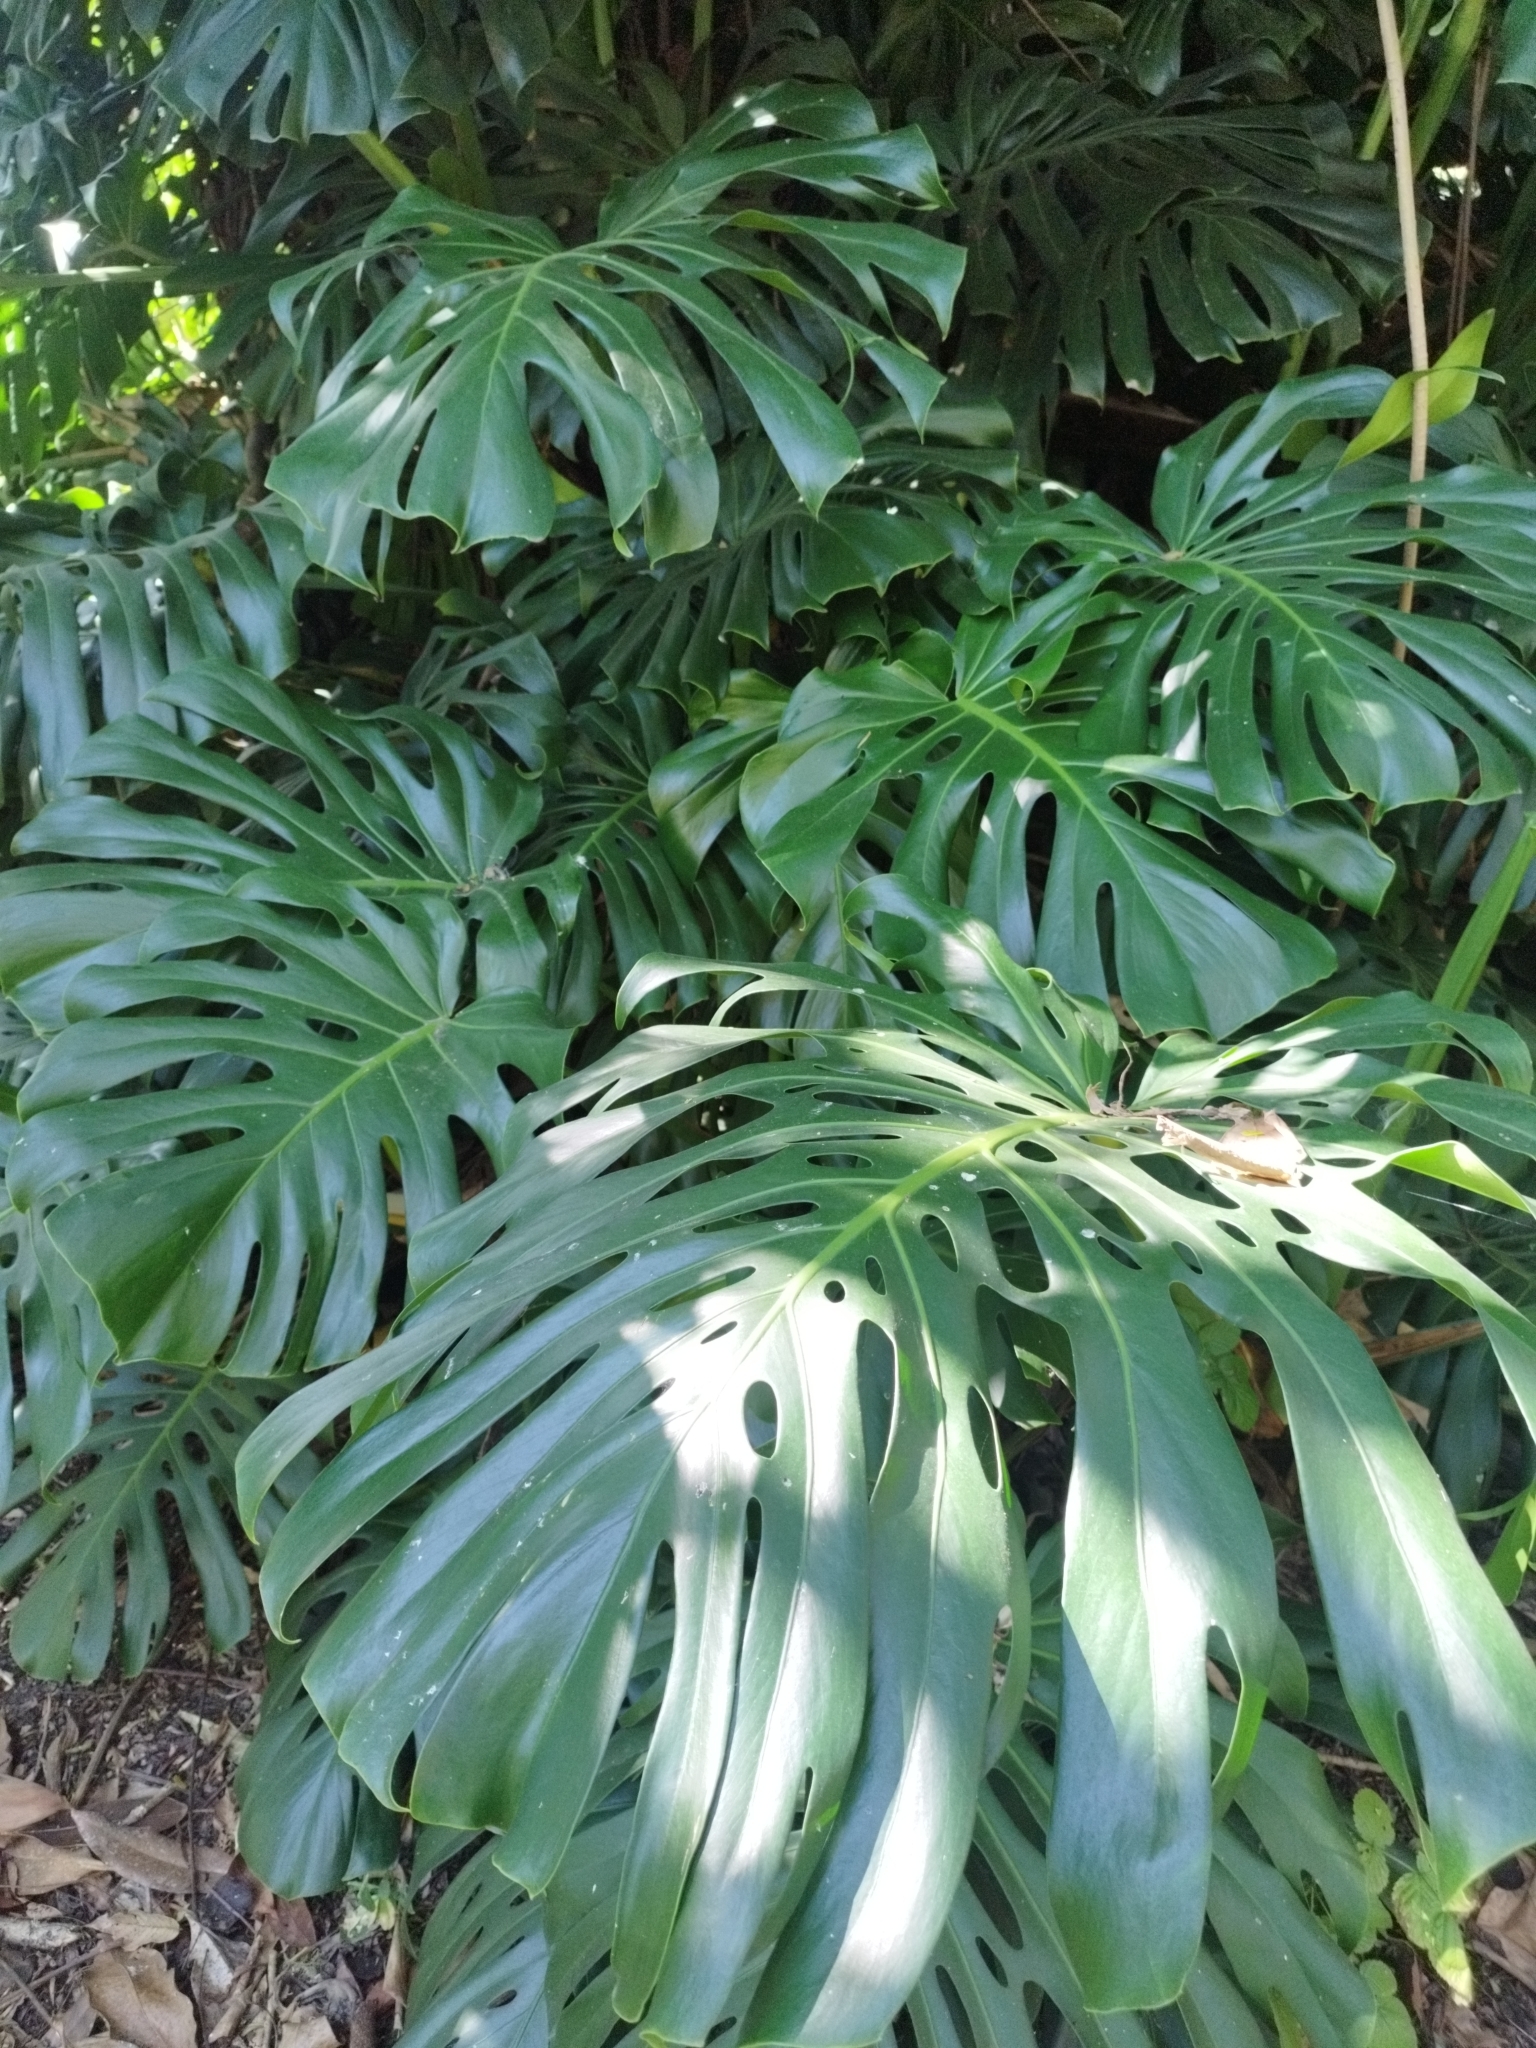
5,0,1536,2042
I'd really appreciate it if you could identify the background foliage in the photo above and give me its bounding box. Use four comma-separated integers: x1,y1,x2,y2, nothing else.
5,2,1536,2045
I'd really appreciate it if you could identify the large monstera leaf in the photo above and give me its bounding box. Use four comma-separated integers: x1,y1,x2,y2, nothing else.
0,661,569,1381
661,589,1338,1036
975,371,1536,820
656,371,1536,1035
393,1585,1399,2048
266,84,961,581
929,56,1395,405
239,901,1536,2018
492,426,1000,711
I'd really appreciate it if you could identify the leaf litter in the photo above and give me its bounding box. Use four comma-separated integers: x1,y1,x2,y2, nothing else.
0,1589,400,2048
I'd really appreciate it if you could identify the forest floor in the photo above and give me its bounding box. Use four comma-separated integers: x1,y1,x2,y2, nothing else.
0,1580,1532,2048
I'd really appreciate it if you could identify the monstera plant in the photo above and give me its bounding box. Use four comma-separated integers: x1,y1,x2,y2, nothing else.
4,2,1536,2045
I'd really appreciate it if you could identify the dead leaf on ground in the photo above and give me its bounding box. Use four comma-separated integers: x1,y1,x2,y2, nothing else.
71,1808,230,1892
90,1909,182,1950
187,1919,236,2020
277,2011,338,2048
0,1772,67,1831
0,1832,107,1893
1474,1867,1536,1993
84,1947,198,2048
0,1911,89,1949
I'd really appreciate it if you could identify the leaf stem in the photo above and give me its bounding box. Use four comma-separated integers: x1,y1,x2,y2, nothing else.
450,109,495,211
593,0,615,71
1395,810,1536,1096
1410,0,1490,172
1373,0,1431,641
348,130,418,191
1361,0,1434,160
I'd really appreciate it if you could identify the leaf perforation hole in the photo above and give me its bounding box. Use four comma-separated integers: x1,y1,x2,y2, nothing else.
975,1937,1007,1987
705,2022,736,2044
1058,1176,1146,1242
743,1381,778,1457
805,1153,872,1170
964,1842,1024,1948
920,1211,958,1270
857,1320,896,1493
1095,1237,1141,1271
865,1256,886,1295
1173,1241,1203,1272
895,715,937,740
652,1266,756,1314
302,1015,360,1042
924,734,962,764
564,1952,611,2008
933,1965,978,2048
1217,1220,1256,1246
986,1768,1045,1849
1272,1209,1309,1235
968,1385,1001,1488
1138,1146,1245,1204
626,1378,676,1419
824,1280,845,1302
1009,1139,1057,1164
790,1766,814,1837
979,1189,1048,1292
702,1322,738,1346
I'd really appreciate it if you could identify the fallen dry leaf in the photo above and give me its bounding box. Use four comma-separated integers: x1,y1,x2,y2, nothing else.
0,1832,107,1894
71,1808,229,1892
0,1911,88,1949
187,1919,236,2019
84,1947,198,2048
91,1909,182,1950
0,1771,67,1831
276,2011,337,2048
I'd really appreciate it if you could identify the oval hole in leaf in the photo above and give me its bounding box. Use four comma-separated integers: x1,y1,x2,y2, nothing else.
865,1256,886,1295
1217,1220,1256,1247
934,1965,978,2048
1011,1139,1057,1163
743,1381,778,1457
1096,1237,1141,1271
1173,1241,1203,1272
702,1322,737,1345
925,735,962,765
857,1320,895,1491
964,1842,1024,1950
1272,1209,1310,1235
921,1211,958,1270
895,716,937,740
968,1385,1000,1488
1138,1148,1236,1211
824,1280,845,1302
975,1937,1007,1987
980,1188,1048,1291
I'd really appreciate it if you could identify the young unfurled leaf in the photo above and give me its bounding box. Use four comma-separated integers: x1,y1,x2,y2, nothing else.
1340,312,1497,466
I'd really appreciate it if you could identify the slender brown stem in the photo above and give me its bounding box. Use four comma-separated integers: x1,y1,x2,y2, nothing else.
1374,0,1431,647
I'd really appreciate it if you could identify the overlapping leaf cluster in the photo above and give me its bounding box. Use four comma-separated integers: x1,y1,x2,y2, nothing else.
2,4,1536,2047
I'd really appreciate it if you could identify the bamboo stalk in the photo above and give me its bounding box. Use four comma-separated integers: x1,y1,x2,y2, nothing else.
1373,0,1431,643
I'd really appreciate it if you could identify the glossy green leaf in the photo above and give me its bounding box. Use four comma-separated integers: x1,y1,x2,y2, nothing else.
0,1361,292,1682
1340,312,1497,466
2,663,569,1375
268,87,957,580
